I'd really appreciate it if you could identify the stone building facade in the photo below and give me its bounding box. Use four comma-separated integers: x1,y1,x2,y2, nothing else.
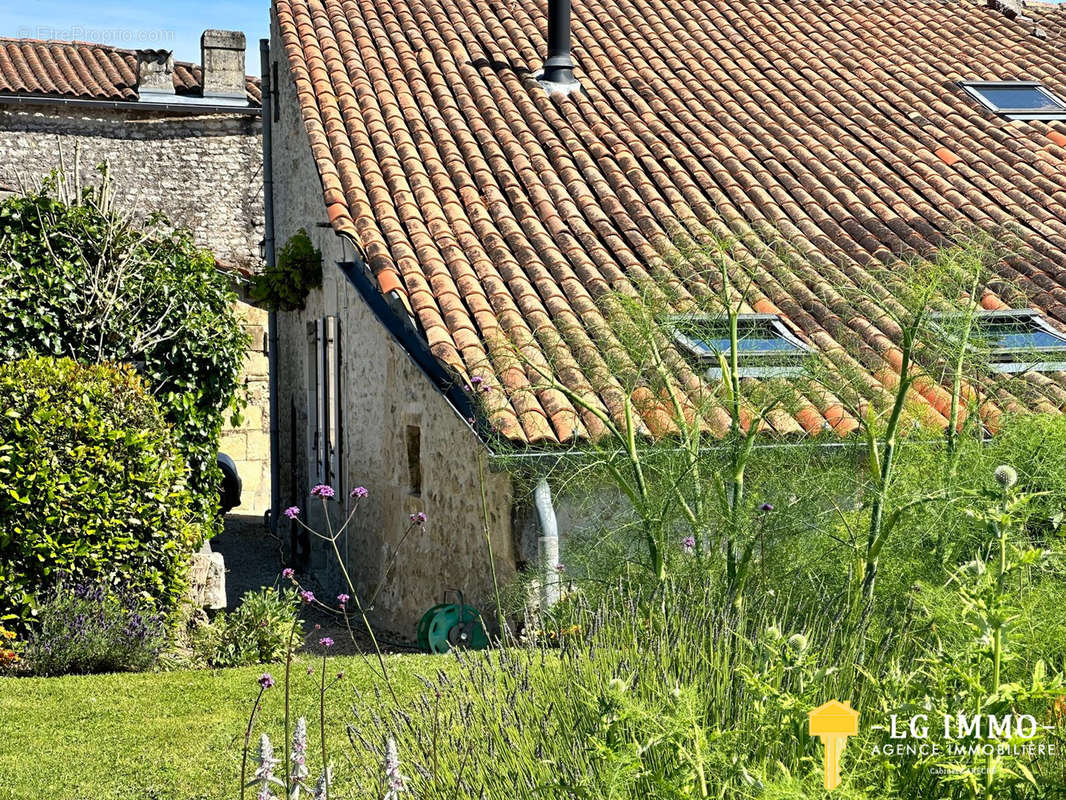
0,32,271,514
266,19,518,634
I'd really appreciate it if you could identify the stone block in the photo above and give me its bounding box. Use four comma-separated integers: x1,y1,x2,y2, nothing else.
246,430,271,461
188,547,227,609
241,404,264,431
245,351,269,378
219,431,247,460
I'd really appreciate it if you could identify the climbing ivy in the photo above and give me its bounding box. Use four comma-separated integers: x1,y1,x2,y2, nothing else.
250,229,323,311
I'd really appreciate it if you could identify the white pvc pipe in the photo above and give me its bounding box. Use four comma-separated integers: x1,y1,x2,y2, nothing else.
533,477,561,609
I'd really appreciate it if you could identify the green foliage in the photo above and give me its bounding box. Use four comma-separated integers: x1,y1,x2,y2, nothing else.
0,356,200,626
0,175,249,522
18,579,166,676
191,587,302,668
249,229,322,311
0,654,442,800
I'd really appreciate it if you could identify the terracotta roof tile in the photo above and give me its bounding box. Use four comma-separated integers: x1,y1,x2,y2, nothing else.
0,37,261,104
275,0,1066,445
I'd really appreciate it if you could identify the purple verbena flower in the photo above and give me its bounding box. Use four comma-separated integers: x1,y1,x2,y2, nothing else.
410,511,427,525
284,506,300,519
282,568,295,580
471,376,483,385
760,502,774,513
310,484,335,499
300,590,315,604
258,673,275,689
682,536,696,554
337,593,350,607
350,486,368,499
319,637,334,648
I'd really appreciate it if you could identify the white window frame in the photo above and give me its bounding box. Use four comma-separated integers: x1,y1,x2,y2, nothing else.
929,308,1066,373
960,81,1066,121
669,312,811,378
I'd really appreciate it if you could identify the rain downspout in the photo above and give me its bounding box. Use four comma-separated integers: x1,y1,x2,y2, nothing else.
533,477,561,608
260,38,281,535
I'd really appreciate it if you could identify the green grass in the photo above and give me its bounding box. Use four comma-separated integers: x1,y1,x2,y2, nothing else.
0,653,441,800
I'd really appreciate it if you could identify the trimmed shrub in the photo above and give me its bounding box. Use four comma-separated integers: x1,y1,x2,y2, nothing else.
191,586,302,667
0,356,200,626
0,176,249,523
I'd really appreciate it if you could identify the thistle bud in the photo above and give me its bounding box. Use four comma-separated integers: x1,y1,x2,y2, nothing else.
993,464,1018,490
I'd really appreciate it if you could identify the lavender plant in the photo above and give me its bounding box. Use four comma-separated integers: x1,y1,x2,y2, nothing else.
19,579,165,676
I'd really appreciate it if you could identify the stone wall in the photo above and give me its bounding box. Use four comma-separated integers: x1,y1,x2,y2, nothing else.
0,103,262,268
0,101,271,515
268,20,517,636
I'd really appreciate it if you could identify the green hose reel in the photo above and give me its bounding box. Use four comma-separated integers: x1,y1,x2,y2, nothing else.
416,590,490,654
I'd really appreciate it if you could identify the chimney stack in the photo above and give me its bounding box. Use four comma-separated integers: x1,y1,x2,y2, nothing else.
137,49,175,95
538,0,582,95
201,29,247,99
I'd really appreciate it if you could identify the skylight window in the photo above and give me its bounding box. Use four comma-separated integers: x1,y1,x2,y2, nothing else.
671,313,810,378
960,81,1066,120
930,309,1066,373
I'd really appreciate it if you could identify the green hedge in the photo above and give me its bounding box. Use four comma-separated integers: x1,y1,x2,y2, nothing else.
0,356,200,626
0,179,249,524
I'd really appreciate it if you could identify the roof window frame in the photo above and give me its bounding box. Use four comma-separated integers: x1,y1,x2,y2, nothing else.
668,312,811,378
959,80,1066,121
929,308,1066,373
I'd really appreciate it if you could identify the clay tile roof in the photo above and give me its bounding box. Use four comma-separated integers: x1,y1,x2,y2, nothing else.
275,0,1066,446
0,37,261,105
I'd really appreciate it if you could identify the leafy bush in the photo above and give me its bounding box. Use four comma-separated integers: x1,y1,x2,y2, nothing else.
192,586,302,667
249,229,322,311
0,175,249,522
19,579,166,676
0,356,199,625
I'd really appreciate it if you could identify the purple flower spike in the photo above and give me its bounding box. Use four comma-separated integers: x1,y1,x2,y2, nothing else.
300,590,316,604
410,512,427,525
682,536,696,554
284,506,300,519
282,568,295,580
350,486,368,499
258,673,275,689
319,637,334,648
311,484,335,499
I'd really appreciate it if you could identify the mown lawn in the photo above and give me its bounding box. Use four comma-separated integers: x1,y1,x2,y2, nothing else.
0,653,442,800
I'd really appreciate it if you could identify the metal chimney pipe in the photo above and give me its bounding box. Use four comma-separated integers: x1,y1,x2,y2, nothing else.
539,0,582,95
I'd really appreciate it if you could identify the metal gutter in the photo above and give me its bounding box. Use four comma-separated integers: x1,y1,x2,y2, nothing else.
0,93,261,116
260,38,281,535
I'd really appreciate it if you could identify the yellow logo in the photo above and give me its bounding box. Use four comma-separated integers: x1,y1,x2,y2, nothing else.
809,700,859,790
